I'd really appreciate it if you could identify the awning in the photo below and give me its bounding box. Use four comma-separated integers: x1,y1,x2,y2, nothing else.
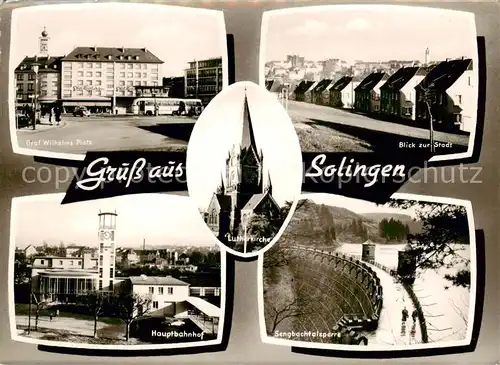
186,296,220,318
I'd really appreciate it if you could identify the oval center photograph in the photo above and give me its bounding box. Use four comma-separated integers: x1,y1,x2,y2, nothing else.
186,81,303,258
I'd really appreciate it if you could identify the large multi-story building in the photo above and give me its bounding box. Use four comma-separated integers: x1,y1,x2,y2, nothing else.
14,56,62,110
184,57,223,105
60,46,164,113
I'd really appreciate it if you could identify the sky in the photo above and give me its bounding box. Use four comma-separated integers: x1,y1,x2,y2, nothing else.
186,81,303,211
11,3,226,78
264,5,477,65
13,193,218,249
306,193,421,219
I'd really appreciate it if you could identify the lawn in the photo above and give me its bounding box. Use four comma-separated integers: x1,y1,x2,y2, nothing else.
15,303,122,325
291,115,374,153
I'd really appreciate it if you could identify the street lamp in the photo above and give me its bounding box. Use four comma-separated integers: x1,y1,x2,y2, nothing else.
31,63,40,130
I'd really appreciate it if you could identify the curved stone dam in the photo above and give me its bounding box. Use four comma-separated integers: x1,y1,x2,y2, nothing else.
264,245,383,344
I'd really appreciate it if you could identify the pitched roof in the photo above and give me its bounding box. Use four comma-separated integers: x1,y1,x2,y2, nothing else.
380,67,420,91
216,194,231,210
129,275,189,286
62,47,163,64
313,79,333,93
355,72,387,92
416,58,473,91
241,191,279,212
15,56,63,72
331,76,353,91
294,80,315,93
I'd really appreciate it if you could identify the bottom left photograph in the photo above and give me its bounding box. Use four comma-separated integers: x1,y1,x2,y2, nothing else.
9,193,226,350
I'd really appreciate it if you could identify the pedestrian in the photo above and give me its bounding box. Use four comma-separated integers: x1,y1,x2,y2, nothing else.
56,309,60,318
49,313,53,321
49,107,54,125
55,105,62,126
401,306,409,322
412,309,418,322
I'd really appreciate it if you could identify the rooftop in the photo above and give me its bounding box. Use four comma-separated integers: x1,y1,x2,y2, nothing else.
62,47,163,64
380,67,420,91
416,58,473,91
15,56,63,72
355,72,388,91
129,275,189,286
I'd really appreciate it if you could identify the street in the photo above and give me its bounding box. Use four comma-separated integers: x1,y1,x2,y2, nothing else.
287,101,470,153
16,114,196,155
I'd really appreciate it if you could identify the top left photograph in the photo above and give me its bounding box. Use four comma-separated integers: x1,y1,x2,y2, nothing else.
9,3,228,161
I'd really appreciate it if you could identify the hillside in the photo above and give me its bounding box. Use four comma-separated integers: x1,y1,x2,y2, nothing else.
361,213,423,234
278,199,421,247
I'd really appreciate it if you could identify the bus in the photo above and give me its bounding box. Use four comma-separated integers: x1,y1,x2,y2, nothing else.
173,99,204,117
130,97,183,116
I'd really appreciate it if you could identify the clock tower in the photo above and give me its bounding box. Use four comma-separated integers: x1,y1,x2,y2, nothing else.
97,211,117,292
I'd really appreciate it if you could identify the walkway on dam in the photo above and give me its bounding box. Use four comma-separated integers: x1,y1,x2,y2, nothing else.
364,264,421,346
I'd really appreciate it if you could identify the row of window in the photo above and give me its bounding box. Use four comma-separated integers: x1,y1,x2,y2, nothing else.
186,85,221,94
64,71,159,79
65,62,158,71
63,90,136,97
98,280,114,291
149,286,174,295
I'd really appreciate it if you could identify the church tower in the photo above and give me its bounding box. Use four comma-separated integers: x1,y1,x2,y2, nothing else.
39,27,50,57
224,91,264,233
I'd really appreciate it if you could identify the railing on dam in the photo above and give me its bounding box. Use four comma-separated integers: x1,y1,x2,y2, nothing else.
285,245,384,336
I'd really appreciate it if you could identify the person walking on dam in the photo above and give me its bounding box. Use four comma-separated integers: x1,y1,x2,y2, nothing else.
401,307,409,322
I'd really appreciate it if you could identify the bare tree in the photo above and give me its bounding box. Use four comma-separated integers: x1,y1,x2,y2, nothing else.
30,293,48,332
420,85,437,153
267,296,310,334
78,290,109,338
115,293,152,341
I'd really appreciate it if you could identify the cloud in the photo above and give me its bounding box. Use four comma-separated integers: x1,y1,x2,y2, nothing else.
287,20,329,36
345,18,371,31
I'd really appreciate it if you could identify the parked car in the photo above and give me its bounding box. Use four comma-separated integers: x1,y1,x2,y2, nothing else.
73,106,90,117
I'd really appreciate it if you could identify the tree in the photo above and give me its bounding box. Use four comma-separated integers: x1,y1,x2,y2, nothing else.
247,201,293,239
419,85,437,153
14,252,31,285
387,199,471,288
115,292,152,341
79,290,109,338
30,293,48,332
263,244,293,269
189,251,204,266
267,296,310,334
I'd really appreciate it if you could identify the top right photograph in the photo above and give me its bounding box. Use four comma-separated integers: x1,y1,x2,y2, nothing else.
260,5,481,162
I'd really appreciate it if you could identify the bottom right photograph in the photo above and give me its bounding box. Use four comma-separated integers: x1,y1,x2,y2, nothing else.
259,193,477,351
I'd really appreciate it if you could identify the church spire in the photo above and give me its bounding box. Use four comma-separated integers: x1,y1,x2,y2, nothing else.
216,172,225,194
240,89,258,153
265,170,273,195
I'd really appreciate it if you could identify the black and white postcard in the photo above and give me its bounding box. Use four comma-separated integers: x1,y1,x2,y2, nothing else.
259,193,477,350
186,81,302,258
260,6,480,162
9,193,226,350
10,3,228,160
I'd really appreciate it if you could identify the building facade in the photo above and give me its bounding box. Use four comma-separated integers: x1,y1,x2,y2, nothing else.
60,47,163,113
185,57,223,105
415,58,475,133
15,56,62,110
354,72,388,113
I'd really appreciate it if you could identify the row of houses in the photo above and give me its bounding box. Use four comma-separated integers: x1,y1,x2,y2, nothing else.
268,58,475,133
